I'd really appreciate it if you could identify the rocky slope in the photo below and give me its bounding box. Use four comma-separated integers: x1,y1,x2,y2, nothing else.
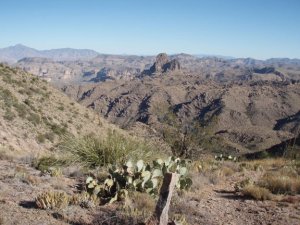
63,58,300,155
0,63,120,157
14,54,300,87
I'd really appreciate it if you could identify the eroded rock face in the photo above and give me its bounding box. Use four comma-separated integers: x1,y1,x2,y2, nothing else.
163,59,180,72
146,53,181,75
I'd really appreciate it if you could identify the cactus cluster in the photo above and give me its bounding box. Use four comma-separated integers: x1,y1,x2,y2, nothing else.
70,192,100,208
215,154,237,162
35,191,69,209
86,157,193,204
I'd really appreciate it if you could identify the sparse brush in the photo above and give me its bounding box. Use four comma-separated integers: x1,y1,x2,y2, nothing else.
0,215,4,225
120,193,156,225
48,167,63,177
33,156,68,172
220,166,235,176
241,184,273,201
36,191,69,209
258,172,300,195
70,192,99,208
60,130,157,168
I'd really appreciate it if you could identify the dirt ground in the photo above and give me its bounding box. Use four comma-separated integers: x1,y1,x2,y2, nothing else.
0,159,299,225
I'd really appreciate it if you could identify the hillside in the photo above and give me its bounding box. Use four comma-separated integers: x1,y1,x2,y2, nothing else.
0,63,119,158
0,64,299,225
63,56,300,156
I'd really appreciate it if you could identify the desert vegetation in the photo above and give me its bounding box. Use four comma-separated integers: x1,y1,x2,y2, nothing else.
0,64,299,225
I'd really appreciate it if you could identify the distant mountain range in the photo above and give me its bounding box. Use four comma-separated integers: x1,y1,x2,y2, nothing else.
0,44,99,63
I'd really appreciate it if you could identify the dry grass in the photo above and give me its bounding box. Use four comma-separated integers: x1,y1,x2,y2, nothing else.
242,184,273,201
0,215,4,225
220,166,235,176
241,158,287,171
60,131,157,168
258,173,300,195
123,192,156,222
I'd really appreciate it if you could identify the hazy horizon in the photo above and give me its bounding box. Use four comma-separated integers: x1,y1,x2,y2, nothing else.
1,0,300,59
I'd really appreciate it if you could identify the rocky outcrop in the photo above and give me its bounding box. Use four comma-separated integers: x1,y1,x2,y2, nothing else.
144,53,181,75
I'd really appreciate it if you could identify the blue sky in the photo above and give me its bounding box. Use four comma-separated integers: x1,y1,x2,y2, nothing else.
0,0,300,59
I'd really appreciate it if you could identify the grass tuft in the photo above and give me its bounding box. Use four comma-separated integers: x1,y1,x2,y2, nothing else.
241,184,273,201
60,130,157,168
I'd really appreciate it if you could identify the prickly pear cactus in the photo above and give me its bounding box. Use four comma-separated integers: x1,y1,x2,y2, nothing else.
85,156,193,204
215,154,237,161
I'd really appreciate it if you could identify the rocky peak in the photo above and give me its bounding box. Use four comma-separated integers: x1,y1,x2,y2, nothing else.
146,53,181,75
163,59,181,72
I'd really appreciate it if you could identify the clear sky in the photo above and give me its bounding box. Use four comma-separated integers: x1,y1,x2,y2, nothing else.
0,0,300,59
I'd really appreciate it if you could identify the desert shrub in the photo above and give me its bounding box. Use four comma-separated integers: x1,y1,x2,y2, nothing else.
258,172,300,194
36,134,46,143
57,105,64,111
36,191,69,209
241,184,272,200
3,109,16,121
220,166,235,176
0,87,17,108
60,131,157,168
121,192,155,223
14,103,27,118
24,98,31,106
0,146,14,161
50,123,67,136
27,112,41,125
33,156,68,172
44,132,55,142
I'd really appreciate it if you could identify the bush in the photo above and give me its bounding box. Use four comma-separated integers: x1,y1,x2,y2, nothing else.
258,173,300,195
36,134,46,143
241,184,272,201
14,103,27,118
27,112,41,125
60,131,157,168
3,109,16,121
33,156,68,172
50,123,67,136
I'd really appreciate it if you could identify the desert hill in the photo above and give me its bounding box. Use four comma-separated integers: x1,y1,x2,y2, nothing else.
62,54,300,155
0,63,120,157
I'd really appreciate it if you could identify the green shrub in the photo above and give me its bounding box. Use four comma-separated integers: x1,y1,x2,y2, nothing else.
33,156,68,172
57,105,64,111
50,123,67,136
36,134,46,143
14,103,27,118
4,109,16,121
60,131,157,168
0,88,17,108
44,132,55,142
27,112,41,125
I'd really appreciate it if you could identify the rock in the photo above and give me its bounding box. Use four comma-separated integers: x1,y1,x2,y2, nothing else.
146,53,181,75
163,59,180,72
